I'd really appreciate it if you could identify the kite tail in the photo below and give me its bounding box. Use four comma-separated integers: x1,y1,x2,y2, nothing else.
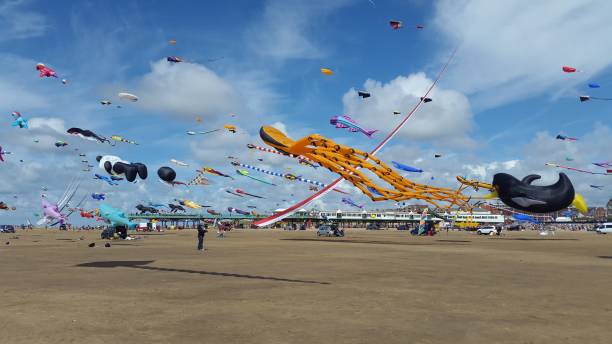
365,129,378,138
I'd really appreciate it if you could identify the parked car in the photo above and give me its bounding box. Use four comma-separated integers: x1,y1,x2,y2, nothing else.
317,223,344,237
366,223,381,230
596,222,612,234
476,226,497,235
0,225,15,233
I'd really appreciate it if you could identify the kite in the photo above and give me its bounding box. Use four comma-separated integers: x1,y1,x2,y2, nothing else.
36,63,58,78
91,193,105,201
556,134,577,141
79,209,94,218
579,95,612,102
392,161,423,173
342,198,363,209
207,209,220,216
136,204,158,214
186,129,221,135
167,56,183,63
170,159,189,167
545,162,611,175
147,202,166,208
298,158,319,169
236,169,277,186
588,83,601,88
357,91,371,98
247,205,257,209
226,190,243,197
562,66,578,73
55,141,68,147
0,202,13,210
168,204,186,213
257,126,469,207
489,173,586,214
224,125,237,133
420,97,432,103
100,100,112,105
392,111,401,115
434,154,442,158
178,199,201,209
97,155,148,182
512,214,539,224
187,173,210,186
168,39,177,45
309,185,319,191
590,185,604,190
235,189,264,198
330,115,378,138
118,92,139,102
565,157,574,161
320,68,333,75
416,24,424,29
199,167,233,179
253,48,458,227
94,174,119,186
67,128,109,144
593,161,612,168
228,207,250,215
158,166,186,186
111,135,138,145
389,20,402,29
10,111,28,129
98,204,136,228
246,143,316,164
0,146,12,162
231,161,347,192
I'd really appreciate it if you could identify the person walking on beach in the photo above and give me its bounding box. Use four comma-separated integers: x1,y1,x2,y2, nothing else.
197,224,208,251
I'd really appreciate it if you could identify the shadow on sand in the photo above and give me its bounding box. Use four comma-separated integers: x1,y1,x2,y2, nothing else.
280,238,439,246
597,256,612,259
496,238,579,241
76,260,329,285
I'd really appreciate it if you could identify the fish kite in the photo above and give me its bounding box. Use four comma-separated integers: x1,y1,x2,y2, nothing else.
207,209,220,216
562,66,578,73
320,68,333,75
235,189,264,198
67,128,109,144
186,129,221,135
392,161,423,173
420,97,432,103
588,83,601,88
545,163,611,175
236,169,277,186
579,95,612,102
330,115,377,138
342,197,363,209
91,193,105,201
111,135,138,145
170,159,189,167
100,100,112,105
392,111,401,115
167,56,183,63
94,174,119,186
556,134,577,141
357,91,371,98
199,167,233,179
55,141,68,147
228,207,250,216
10,111,28,129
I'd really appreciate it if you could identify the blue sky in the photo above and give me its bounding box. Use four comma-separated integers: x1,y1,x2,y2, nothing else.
0,0,610,224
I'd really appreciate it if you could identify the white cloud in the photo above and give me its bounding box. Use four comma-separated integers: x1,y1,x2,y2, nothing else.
246,0,350,60
0,0,47,41
135,60,247,118
342,72,475,147
433,0,612,108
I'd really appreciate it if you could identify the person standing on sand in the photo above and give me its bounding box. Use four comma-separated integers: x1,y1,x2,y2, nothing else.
197,224,208,251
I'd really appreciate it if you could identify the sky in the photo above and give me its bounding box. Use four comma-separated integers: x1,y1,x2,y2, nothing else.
0,0,611,225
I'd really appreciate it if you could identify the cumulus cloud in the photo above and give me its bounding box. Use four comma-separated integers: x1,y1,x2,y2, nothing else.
246,0,350,59
136,60,247,118
342,72,475,147
433,0,612,108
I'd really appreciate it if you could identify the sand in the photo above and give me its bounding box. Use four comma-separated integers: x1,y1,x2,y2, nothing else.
1,229,611,344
